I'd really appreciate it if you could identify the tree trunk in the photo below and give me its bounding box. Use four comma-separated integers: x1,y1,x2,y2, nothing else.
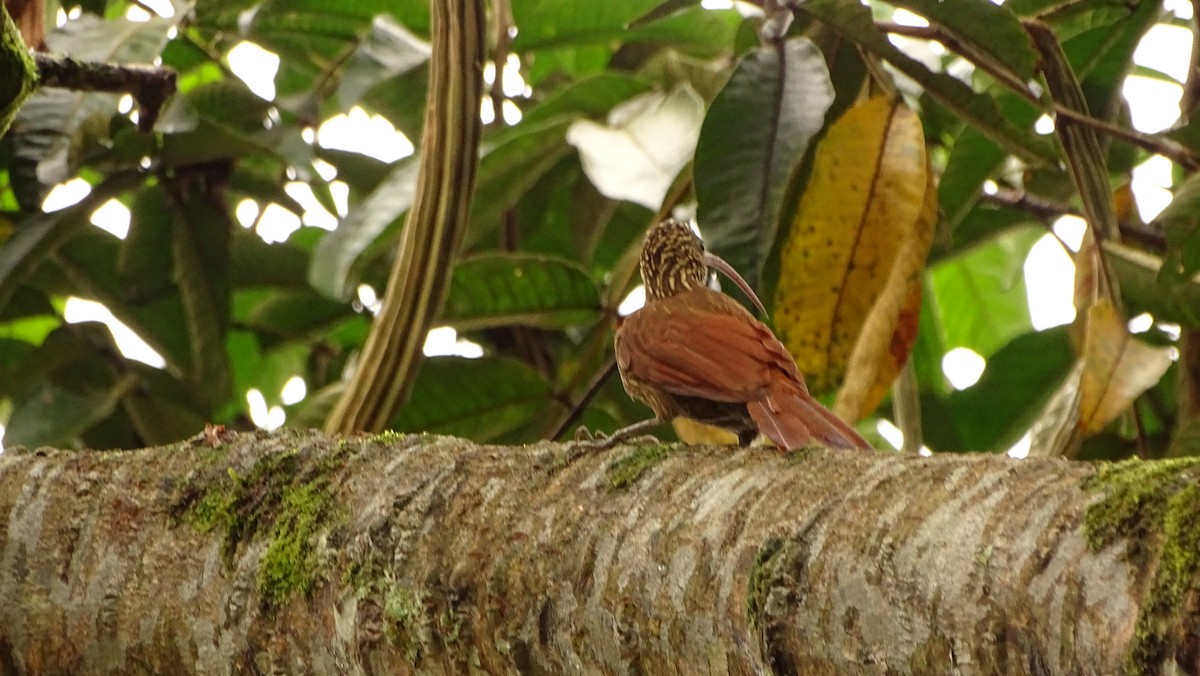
0,429,1197,675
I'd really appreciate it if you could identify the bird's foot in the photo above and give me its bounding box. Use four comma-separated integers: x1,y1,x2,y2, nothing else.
567,419,663,457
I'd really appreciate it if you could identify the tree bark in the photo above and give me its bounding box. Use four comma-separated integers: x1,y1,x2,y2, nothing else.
0,429,1197,675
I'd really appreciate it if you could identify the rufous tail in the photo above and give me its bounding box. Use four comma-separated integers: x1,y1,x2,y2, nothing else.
747,381,871,450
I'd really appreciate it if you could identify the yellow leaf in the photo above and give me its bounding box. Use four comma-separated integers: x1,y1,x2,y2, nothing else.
672,417,738,445
1077,299,1172,435
773,96,927,397
834,164,936,421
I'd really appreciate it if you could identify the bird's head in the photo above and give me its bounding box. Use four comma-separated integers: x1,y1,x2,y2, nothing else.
639,219,767,315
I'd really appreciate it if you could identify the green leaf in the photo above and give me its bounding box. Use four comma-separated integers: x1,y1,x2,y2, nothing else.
1110,244,1200,329
519,73,654,129
5,375,134,447
358,66,429,142
121,365,210,444
890,0,1036,79
391,356,552,442
469,118,574,246
231,229,312,288
309,156,419,299
695,37,834,291
512,0,663,51
1063,0,1159,122
0,172,142,311
940,204,1035,262
2,323,135,446
234,288,352,340
169,184,234,408
160,80,316,179
1158,172,1200,287
625,5,740,59
928,326,1075,453
798,0,1058,166
232,0,427,98
910,276,951,396
314,147,391,199
119,187,175,302
939,94,1042,233
337,14,431,110
55,228,193,373
929,226,1042,359
440,253,602,330
0,315,59,345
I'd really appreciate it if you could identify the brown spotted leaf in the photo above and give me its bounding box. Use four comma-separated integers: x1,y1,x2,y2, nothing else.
773,97,927,398
834,165,936,421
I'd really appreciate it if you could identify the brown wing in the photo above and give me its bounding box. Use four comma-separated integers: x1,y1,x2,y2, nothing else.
616,290,804,403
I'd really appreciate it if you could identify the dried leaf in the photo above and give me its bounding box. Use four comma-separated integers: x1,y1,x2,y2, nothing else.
1078,299,1172,436
773,97,927,396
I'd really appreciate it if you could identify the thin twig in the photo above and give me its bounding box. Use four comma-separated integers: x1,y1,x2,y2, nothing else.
980,186,1167,251
878,21,1038,104
1184,0,1200,117
877,21,1200,171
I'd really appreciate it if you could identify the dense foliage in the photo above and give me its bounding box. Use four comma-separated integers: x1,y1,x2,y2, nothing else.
1,0,1198,459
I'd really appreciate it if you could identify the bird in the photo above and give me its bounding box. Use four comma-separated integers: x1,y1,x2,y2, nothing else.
610,218,871,451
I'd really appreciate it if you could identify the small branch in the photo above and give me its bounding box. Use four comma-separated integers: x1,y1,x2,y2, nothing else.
878,21,1037,104
877,21,1200,171
892,357,922,453
1050,105,1200,171
33,53,175,131
981,186,1167,251
1183,0,1200,116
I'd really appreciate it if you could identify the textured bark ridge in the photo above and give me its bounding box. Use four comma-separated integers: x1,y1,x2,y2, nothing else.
0,429,1197,675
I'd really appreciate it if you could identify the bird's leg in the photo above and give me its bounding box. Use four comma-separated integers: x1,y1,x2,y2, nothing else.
569,418,663,453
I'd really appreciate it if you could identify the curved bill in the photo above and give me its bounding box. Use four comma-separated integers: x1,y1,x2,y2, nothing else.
703,252,768,317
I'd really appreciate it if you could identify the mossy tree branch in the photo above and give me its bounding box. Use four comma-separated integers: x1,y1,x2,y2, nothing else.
1,430,1198,674
0,6,176,137
0,6,37,137
32,53,175,131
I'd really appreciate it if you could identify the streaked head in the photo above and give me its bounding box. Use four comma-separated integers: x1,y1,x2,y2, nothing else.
639,219,767,315
640,219,707,299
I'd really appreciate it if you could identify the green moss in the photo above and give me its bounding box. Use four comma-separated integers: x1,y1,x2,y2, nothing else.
606,443,679,490
176,442,350,608
438,596,465,644
746,537,785,625
195,444,230,465
257,480,332,606
1082,457,1200,673
371,430,407,443
0,7,36,137
185,486,237,533
346,565,426,663
384,582,424,629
